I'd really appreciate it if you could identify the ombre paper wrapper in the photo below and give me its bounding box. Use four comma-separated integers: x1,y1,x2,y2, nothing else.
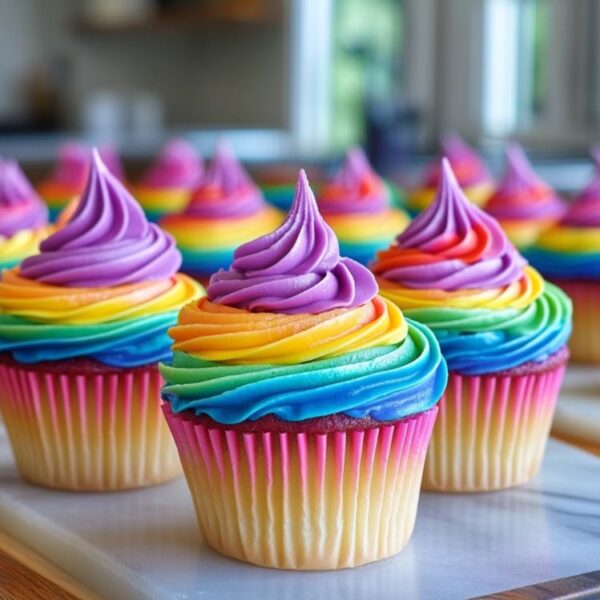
551,279,600,364
0,356,181,491
163,405,438,570
423,348,568,492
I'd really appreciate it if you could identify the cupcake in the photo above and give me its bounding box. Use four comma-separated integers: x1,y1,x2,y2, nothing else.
526,151,600,363
161,170,447,570
160,142,282,286
407,134,494,214
0,150,203,491
132,139,203,222
317,147,410,265
484,144,566,249
372,159,572,492
255,164,301,211
0,159,50,270
38,143,124,221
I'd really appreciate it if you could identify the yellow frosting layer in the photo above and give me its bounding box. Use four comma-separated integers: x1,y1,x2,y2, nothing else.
324,209,410,242
0,269,203,325
0,228,51,266
377,266,544,310
408,182,493,212
162,207,283,248
131,185,191,212
535,227,600,253
169,295,407,365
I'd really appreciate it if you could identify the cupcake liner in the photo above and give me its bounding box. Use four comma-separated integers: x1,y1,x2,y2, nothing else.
423,357,566,492
552,279,600,364
0,359,181,491
163,405,438,570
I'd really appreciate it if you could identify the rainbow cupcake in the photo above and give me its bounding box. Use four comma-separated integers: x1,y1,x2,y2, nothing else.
318,147,410,265
160,143,282,285
526,152,600,363
0,150,203,491
0,159,50,270
407,134,494,214
485,144,566,249
372,159,572,492
132,139,203,222
161,170,447,569
38,143,124,221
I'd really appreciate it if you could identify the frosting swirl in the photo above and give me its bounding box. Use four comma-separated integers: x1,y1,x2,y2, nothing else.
21,150,181,287
207,169,377,313
319,147,389,214
485,144,566,221
0,269,201,366
0,159,48,237
185,141,264,219
526,150,600,280
162,317,446,423
373,159,572,374
161,168,446,423
374,159,525,291
423,134,492,188
142,139,203,189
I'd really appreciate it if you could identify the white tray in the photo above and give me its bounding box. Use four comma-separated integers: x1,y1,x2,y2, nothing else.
1,424,600,600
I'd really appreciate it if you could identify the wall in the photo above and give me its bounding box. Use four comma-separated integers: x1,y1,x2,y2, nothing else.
0,0,287,130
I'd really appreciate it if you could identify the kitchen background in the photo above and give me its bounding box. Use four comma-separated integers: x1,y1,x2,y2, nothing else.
1,0,600,186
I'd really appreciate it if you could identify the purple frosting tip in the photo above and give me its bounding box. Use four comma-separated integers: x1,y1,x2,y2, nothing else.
0,159,48,237
392,159,526,291
207,169,378,314
504,143,543,188
21,149,181,287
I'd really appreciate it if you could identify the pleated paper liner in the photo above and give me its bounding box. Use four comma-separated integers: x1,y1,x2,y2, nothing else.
0,354,181,491
423,347,569,493
551,279,600,364
163,405,438,570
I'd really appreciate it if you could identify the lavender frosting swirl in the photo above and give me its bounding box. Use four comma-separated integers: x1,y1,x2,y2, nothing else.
142,139,203,189
486,144,565,220
207,169,378,313
0,160,48,237
318,147,388,215
185,141,265,219
563,149,600,227
21,149,181,287
381,159,526,291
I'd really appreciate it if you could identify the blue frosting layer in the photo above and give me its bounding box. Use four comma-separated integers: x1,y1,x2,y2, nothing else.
160,319,447,424
0,312,179,367
525,248,600,280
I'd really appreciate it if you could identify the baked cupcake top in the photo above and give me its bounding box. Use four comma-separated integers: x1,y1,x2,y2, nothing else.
372,159,571,374
160,170,447,424
526,150,600,280
485,144,566,224
0,150,203,366
422,134,493,190
140,138,203,190
0,159,49,268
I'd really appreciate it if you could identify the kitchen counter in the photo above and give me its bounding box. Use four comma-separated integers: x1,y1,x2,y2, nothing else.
1,424,599,600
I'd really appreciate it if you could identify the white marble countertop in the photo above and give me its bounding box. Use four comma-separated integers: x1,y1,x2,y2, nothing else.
1,425,599,600
553,365,600,449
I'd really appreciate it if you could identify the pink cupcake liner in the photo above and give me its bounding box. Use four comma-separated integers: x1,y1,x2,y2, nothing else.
163,405,438,570
0,360,181,491
423,360,566,492
552,279,600,364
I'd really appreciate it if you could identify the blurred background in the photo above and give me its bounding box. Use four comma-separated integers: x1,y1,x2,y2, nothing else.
1,0,599,185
